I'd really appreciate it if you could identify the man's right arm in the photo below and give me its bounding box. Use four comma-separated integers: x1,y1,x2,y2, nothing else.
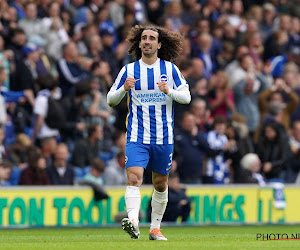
107,66,128,107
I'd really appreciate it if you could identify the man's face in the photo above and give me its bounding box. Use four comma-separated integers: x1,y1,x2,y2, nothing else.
215,123,226,135
139,29,161,58
181,114,196,132
13,33,26,46
95,126,103,140
0,167,11,180
66,42,78,60
26,4,37,20
55,146,69,166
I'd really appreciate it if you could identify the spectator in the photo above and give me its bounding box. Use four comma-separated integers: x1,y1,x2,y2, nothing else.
181,0,201,27
104,149,126,185
186,58,204,90
204,115,235,184
195,32,215,79
0,67,7,126
258,77,299,132
80,74,114,131
233,54,269,134
83,157,105,185
57,41,89,98
19,146,50,185
88,0,105,16
11,0,26,20
289,17,300,48
215,41,235,71
228,0,246,33
46,143,74,185
44,17,66,66
76,24,98,56
243,31,263,64
146,0,164,26
7,133,31,169
0,35,14,91
175,112,217,184
225,45,249,81
41,1,69,46
0,5,18,42
31,75,60,143
238,153,266,186
256,121,291,181
286,120,300,183
27,35,52,77
230,113,254,157
288,0,300,19
264,29,289,61
73,7,94,35
60,82,88,144
18,2,44,37
226,115,255,183
189,98,213,133
0,159,13,186
259,3,276,41
231,53,271,91
209,71,235,117
285,63,300,123
40,137,57,169
6,28,26,92
86,34,102,60
37,0,51,18
71,124,103,167
66,0,85,21
164,1,184,33
269,46,300,78
0,125,8,161
124,0,147,25
99,27,120,80
111,129,126,152
18,42,41,108
89,61,113,95
109,0,125,29
162,172,191,222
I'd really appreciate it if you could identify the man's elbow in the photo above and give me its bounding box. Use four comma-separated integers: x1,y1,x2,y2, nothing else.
182,94,191,105
107,95,116,107
107,100,116,107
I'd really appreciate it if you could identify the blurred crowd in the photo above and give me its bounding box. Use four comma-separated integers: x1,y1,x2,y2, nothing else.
0,0,300,188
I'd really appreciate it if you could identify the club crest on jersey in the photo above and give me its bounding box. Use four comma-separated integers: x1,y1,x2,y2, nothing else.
160,74,168,83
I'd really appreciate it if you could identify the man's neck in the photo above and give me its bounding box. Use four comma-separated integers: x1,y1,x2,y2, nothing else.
141,55,158,65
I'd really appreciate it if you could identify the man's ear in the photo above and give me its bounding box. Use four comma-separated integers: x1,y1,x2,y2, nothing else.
139,41,141,48
158,42,161,49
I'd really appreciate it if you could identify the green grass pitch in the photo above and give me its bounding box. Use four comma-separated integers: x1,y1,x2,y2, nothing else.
1,224,300,249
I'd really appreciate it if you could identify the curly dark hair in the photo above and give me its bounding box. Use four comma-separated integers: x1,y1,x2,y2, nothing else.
127,25,184,63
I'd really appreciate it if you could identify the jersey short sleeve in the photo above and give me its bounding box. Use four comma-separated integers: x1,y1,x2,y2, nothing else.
34,95,48,117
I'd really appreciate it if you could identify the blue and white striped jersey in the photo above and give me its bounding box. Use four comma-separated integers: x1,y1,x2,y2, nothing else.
205,130,229,184
111,58,188,145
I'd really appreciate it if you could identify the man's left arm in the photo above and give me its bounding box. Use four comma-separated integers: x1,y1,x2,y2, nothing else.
157,63,191,104
166,85,191,104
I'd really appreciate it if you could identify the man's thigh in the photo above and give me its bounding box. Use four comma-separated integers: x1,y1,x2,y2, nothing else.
125,142,150,169
148,144,173,175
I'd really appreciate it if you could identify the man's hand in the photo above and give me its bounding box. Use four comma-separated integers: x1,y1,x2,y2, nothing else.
157,81,169,94
263,162,272,173
76,122,86,131
124,77,136,91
